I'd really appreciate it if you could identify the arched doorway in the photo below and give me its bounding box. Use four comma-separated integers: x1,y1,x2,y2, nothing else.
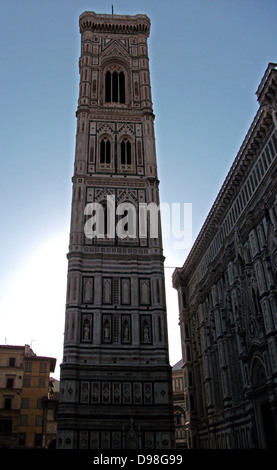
48,439,56,449
251,357,277,448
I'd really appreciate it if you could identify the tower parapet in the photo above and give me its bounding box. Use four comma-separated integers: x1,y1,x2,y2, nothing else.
79,11,150,37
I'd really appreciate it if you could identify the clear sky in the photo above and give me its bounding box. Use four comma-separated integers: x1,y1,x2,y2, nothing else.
0,0,276,379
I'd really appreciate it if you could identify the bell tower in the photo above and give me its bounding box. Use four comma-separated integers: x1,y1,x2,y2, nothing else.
57,11,175,450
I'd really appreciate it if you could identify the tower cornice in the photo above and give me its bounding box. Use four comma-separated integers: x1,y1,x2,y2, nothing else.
79,11,151,37
256,62,277,107
75,107,155,122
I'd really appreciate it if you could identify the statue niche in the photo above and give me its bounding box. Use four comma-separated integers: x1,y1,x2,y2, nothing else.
82,315,92,342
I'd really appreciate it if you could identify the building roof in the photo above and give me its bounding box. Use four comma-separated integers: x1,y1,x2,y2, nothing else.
172,359,183,371
0,344,56,372
24,355,56,372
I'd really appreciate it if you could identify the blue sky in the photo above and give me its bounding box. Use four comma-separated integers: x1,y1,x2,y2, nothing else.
0,0,276,377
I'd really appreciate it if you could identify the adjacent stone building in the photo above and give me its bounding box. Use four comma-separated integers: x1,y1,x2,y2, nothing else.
57,11,175,450
173,63,277,449
0,344,56,448
19,350,56,448
0,345,26,448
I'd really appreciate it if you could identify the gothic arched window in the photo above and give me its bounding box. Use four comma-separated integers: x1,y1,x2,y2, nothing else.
121,138,132,165
105,70,125,104
100,137,111,165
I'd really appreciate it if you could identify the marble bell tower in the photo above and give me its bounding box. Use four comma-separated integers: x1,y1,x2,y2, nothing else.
57,11,175,450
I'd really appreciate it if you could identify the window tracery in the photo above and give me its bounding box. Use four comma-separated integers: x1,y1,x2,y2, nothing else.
105,70,126,104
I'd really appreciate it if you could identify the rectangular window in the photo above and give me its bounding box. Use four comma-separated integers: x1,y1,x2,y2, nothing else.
21,398,29,409
20,415,28,426
40,363,47,372
23,377,31,387
37,398,43,409
34,433,42,447
35,415,43,427
3,419,12,433
25,362,32,372
9,358,15,367
18,433,26,446
4,398,12,410
38,378,45,388
6,378,14,389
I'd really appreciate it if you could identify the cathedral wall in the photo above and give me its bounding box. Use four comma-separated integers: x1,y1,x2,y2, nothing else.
173,65,277,448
